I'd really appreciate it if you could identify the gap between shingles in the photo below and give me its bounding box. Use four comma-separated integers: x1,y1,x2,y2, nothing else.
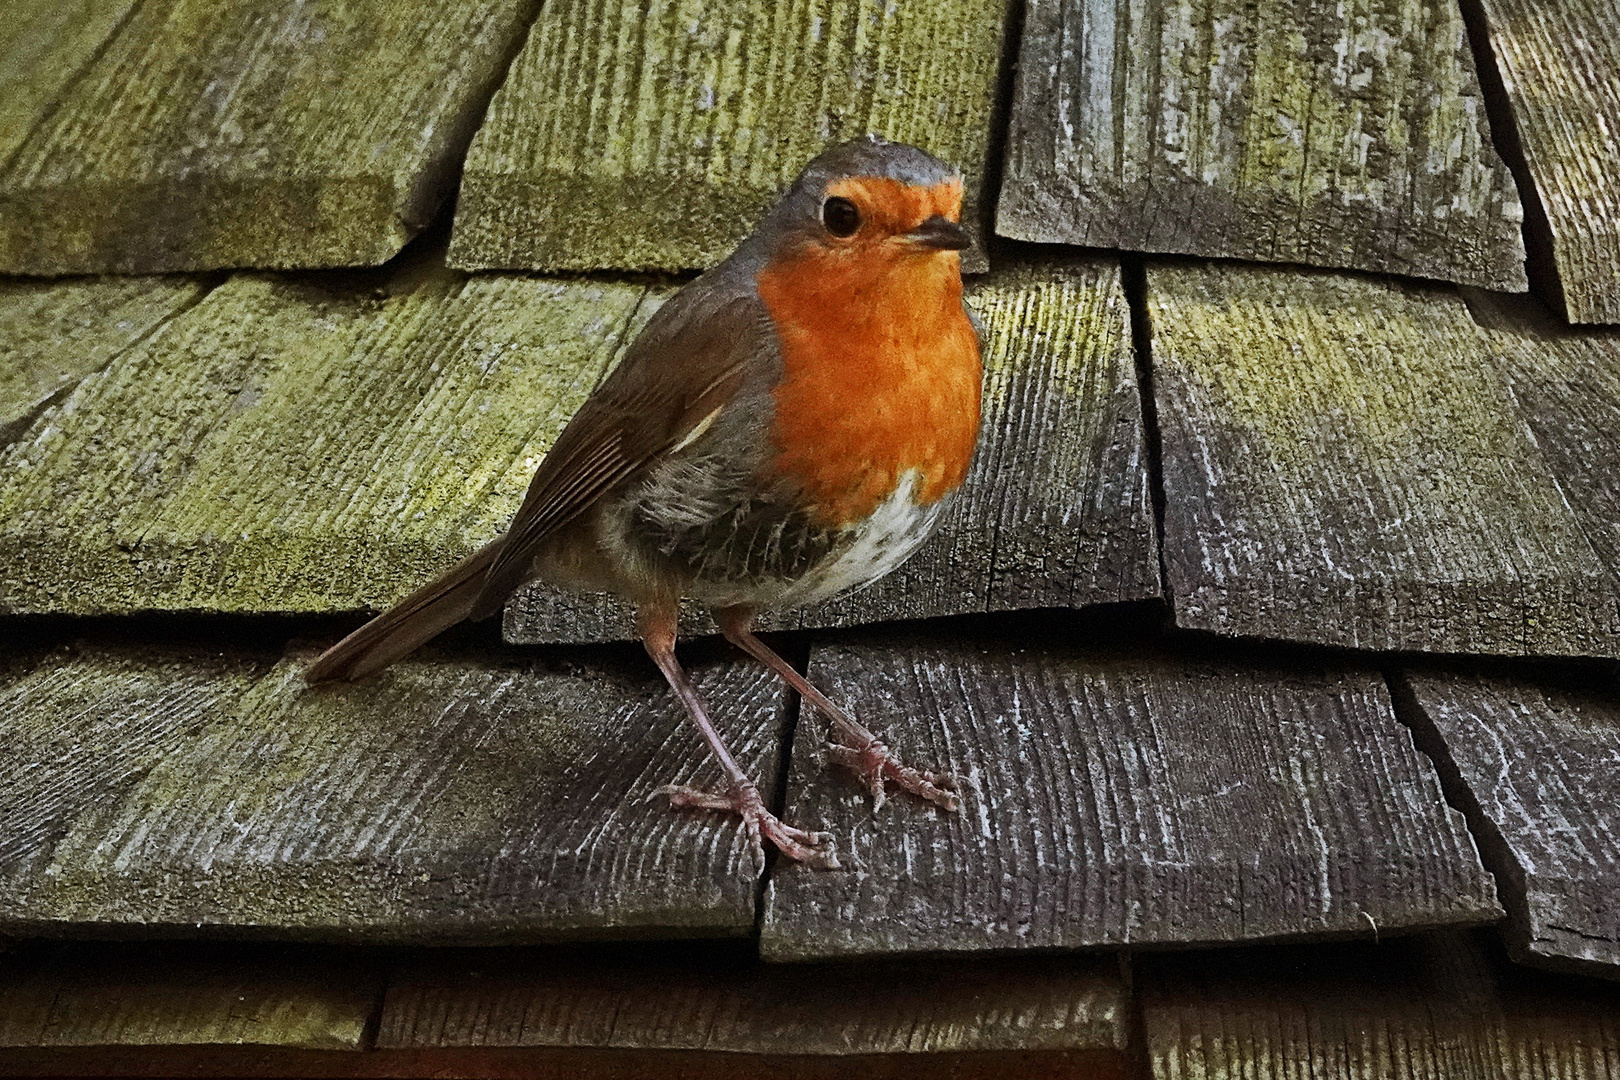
1454,0,1566,319
1381,668,1522,939
1119,255,1173,616
752,633,811,935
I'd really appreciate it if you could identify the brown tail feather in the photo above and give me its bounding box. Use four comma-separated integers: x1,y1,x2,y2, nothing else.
305,539,503,684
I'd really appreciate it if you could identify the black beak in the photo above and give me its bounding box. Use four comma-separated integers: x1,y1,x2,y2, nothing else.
904,215,972,251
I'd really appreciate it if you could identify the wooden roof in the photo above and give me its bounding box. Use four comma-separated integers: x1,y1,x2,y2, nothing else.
2,0,1619,1075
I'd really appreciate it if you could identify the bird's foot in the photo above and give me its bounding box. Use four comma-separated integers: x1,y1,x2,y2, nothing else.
657,782,840,870
826,738,960,813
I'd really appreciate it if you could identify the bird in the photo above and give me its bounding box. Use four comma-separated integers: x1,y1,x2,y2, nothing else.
306,136,983,870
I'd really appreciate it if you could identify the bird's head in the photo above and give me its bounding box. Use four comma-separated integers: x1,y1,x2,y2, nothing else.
758,136,971,264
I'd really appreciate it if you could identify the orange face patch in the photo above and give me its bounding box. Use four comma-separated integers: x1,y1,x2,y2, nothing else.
757,176,981,527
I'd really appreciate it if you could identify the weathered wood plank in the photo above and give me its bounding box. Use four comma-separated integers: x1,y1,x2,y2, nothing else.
0,269,655,616
1464,290,1620,590
758,634,1499,961
505,258,1160,643
0,276,208,443
0,0,540,274
0,944,381,1049
0,640,790,941
998,0,1526,290
0,0,139,168
1144,932,1620,1079
378,946,1126,1058
1401,667,1620,980
1149,262,1620,658
448,0,1014,274
1474,0,1620,323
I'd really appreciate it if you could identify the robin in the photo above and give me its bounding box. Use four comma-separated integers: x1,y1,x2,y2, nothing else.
306,136,982,870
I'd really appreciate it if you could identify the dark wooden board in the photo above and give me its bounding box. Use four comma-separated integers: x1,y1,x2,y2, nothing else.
505,258,1160,643
1150,262,1620,658
0,0,539,273
998,0,1526,290
377,947,1126,1056
1143,932,1620,1079
1465,291,1620,591
1401,667,1620,979
0,271,655,616
0,641,790,942
0,943,382,1049
1475,0,1620,323
447,0,1014,273
758,634,1499,961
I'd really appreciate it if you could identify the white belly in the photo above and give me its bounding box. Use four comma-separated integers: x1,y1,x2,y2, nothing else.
767,470,945,610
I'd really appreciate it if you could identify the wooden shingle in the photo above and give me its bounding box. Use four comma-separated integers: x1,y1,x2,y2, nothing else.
1474,0,1620,323
0,0,540,274
0,641,789,941
505,258,1160,643
999,0,1527,290
1143,933,1620,1080
1401,667,1620,979
0,944,382,1050
448,0,1015,274
0,276,207,442
759,635,1499,961
1149,262,1620,658
0,269,655,616
378,948,1127,1060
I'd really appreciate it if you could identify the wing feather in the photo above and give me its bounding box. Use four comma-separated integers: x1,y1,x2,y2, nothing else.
467,287,768,617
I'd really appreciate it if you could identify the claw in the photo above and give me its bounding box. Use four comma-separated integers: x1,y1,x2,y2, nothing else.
826,739,961,812
657,783,840,870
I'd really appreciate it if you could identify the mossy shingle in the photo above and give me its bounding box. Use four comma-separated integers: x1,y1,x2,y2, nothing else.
0,0,540,274
0,275,207,442
1475,0,1620,323
0,269,655,615
1000,0,1527,289
1149,262,1620,658
448,0,1014,273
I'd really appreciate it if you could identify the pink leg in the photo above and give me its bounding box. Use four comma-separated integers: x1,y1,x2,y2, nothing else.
714,607,960,813
638,602,839,869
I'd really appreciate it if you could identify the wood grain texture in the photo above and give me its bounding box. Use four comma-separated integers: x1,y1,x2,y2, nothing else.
0,276,208,442
505,258,1160,643
1465,291,1620,590
1476,0,1620,323
1150,262,1620,658
0,641,789,941
378,949,1125,1055
0,0,539,274
1144,932,1620,1080
0,0,140,168
998,0,1526,289
0,270,656,616
448,0,1014,273
758,635,1498,961
0,944,381,1049
1402,668,1620,979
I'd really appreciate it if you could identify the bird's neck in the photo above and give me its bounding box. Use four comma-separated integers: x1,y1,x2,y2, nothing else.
757,249,982,527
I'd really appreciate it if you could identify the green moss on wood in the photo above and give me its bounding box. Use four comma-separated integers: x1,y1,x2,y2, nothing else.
0,276,206,440
0,271,654,615
0,0,540,273
449,0,1015,273
1148,262,1620,657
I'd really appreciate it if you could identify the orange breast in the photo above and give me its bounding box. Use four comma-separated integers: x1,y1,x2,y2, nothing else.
757,245,981,528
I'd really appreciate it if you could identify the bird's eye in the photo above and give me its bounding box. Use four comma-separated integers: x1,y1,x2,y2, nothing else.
821,196,861,237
